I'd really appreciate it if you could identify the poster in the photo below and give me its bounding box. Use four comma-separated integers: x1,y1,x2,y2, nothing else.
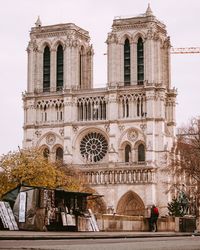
19,192,26,223
0,201,18,230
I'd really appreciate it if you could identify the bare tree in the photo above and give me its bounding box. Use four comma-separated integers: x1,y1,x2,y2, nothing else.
169,118,200,216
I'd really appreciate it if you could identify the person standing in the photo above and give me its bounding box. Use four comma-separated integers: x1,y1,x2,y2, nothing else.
149,205,159,232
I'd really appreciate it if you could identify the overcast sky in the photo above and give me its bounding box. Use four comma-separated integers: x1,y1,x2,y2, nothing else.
0,0,199,155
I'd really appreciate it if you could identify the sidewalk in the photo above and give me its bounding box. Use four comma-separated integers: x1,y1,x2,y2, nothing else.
0,231,200,240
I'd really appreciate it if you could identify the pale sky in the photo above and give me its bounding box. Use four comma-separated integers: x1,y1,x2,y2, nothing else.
0,0,199,155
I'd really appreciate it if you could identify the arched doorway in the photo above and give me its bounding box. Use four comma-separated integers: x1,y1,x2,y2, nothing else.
116,191,145,216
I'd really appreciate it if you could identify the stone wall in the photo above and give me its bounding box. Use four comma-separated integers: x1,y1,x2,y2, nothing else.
96,214,175,232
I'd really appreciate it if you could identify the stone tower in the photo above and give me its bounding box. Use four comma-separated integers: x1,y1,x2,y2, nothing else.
23,6,177,216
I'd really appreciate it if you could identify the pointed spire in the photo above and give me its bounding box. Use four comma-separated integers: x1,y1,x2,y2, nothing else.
35,16,42,27
146,3,153,16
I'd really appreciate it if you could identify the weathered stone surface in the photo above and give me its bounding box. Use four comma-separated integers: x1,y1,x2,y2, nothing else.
23,6,177,219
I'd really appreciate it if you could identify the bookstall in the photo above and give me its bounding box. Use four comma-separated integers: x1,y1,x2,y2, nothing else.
1,185,98,231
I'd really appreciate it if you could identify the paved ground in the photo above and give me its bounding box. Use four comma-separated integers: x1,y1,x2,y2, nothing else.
1,236,200,250
0,230,199,240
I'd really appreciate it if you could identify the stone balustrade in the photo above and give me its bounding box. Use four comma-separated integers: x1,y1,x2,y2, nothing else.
74,163,156,185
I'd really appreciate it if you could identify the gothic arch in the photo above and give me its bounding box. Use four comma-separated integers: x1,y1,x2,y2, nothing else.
116,190,145,216
38,40,52,52
52,38,65,50
120,140,132,149
119,140,132,162
133,139,146,149
73,126,109,147
36,132,63,149
52,144,64,161
118,127,144,150
119,32,132,44
39,144,50,159
132,32,145,43
134,140,146,162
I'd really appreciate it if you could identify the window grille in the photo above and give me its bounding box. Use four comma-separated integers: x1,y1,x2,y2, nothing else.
138,144,145,162
137,38,144,84
43,46,50,92
80,132,108,162
56,45,63,91
124,39,130,85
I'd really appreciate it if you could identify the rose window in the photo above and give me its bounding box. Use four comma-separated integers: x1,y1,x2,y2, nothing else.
80,132,108,162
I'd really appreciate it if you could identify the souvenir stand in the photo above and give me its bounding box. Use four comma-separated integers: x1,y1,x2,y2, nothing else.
1,185,95,231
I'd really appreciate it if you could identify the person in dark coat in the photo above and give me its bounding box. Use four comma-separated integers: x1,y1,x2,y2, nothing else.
149,205,159,232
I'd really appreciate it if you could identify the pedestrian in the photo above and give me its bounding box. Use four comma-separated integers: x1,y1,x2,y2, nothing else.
149,204,159,232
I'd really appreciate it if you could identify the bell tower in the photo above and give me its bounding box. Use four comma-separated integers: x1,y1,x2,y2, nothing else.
27,17,93,93
106,4,171,88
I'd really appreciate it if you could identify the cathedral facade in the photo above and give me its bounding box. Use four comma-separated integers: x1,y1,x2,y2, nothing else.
23,6,177,216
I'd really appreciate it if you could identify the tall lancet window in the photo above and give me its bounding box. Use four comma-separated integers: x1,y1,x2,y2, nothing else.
125,144,131,163
124,39,131,86
56,45,63,91
79,46,84,88
56,147,63,162
138,144,145,162
137,37,144,84
43,46,50,92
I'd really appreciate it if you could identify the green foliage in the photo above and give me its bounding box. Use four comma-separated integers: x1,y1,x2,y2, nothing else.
168,197,183,217
168,193,189,217
0,148,85,198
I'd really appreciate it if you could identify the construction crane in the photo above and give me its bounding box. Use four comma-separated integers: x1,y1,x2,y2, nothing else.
171,47,200,54
104,47,200,55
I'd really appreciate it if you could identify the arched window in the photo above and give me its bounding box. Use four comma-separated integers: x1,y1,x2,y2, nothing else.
43,46,50,92
56,45,63,91
43,148,50,159
125,144,131,163
80,103,83,120
137,38,144,84
138,144,145,162
126,99,129,118
137,99,140,117
124,39,130,86
102,101,106,120
56,147,63,161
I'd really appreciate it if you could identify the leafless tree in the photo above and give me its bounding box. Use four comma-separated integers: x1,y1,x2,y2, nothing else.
169,118,200,216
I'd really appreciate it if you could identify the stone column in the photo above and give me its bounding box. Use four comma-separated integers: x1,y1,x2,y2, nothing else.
144,30,155,83
27,48,35,93
50,48,56,91
145,91,155,162
156,39,161,83
107,33,121,86
37,50,43,91
63,126,73,164
71,44,79,87
108,93,118,120
131,42,137,84
64,43,70,89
